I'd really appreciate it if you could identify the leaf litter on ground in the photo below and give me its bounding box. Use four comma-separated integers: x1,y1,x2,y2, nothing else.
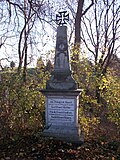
0,135,120,160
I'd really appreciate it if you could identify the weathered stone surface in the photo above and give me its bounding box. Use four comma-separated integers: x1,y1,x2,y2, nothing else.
40,23,83,144
41,90,83,144
54,26,70,72
43,125,84,144
46,26,77,90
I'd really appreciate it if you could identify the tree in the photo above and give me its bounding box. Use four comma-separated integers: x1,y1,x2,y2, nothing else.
81,0,120,102
0,1,10,48
0,58,10,70
5,0,47,82
109,54,120,77
66,0,94,73
45,60,53,73
0,0,16,61
10,61,15,69
74,0,94,48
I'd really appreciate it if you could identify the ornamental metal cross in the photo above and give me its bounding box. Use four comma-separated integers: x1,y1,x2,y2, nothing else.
56,11,69,26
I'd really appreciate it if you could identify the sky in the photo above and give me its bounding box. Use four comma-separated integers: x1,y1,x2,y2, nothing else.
0,0,76,68
0,0,120,69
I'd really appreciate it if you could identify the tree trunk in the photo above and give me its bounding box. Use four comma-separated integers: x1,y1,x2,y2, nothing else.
96,85,101,103
22,0,27,83
74,0,84,50
71,0,84,73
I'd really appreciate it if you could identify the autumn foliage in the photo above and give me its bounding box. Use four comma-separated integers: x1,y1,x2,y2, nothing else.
0,56,120,159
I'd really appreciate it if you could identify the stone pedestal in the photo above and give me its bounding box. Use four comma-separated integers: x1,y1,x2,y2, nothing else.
41,90,83,144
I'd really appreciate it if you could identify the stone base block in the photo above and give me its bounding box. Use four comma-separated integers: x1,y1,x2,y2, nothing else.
42,125,84,144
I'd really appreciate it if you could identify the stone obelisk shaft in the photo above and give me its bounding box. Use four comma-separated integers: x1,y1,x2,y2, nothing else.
46,26,77,90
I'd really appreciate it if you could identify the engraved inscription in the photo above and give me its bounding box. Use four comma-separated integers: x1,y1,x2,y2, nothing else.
47,98,75,125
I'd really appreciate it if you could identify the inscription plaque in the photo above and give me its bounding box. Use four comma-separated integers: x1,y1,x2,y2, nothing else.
47,98,75,125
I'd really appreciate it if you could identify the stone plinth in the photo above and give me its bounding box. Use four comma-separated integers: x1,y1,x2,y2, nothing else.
41,90,83,144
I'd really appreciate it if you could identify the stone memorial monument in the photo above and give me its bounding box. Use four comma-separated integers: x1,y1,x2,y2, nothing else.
41,11,83,144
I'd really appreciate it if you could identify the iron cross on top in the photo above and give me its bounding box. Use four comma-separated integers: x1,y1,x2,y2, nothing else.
56,11,69,26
